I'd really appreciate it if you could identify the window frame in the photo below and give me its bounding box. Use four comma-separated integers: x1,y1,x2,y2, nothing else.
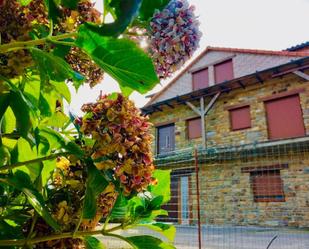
228,105,251,131
192,67,209,91
214,59,234,84
186,117,202,140
264,94,305,140
250,169,285,203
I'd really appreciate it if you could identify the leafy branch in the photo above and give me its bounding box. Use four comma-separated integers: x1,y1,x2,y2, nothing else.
0,223,127,247
0,32,77,53
0,152,70,171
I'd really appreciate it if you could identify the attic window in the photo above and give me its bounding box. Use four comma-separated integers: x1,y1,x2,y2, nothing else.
192,68,209,90
214,59,234,84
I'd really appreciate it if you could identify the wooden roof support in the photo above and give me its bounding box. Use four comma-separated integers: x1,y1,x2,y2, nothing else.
293,70,309,81
185,92,221,149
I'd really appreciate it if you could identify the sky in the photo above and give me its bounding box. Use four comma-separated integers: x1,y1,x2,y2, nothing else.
69,0,309,114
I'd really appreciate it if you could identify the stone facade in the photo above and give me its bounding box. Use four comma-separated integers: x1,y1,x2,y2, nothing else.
148,72,309,228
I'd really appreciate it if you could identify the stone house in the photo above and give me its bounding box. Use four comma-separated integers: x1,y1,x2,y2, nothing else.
142,45,309,227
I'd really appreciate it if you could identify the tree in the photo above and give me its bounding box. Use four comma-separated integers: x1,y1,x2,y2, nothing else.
0,0,200,248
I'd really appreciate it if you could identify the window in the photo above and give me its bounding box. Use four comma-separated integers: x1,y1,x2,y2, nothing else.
265,94,305,140
157,124,175,155
250,170,285,202
192,68,209,90
229,106,251,131
187,117,202,139
214,59,234,84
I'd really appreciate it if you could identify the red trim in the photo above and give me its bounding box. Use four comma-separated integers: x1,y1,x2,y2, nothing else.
259,88,305,102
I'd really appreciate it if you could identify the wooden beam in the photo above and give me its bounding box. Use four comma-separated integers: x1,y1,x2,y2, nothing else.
204,92,221,115
293,70,309,81
200,97,206,149
185,101,201,116
238,80,245,89
165,103,174,109
272,64,309,78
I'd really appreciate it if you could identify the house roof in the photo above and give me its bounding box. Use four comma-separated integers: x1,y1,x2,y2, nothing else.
141,55,309,115
286,41,309,51
146,46,309,106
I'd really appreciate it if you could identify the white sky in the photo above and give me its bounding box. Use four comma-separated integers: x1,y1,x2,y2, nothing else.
70,0,309,114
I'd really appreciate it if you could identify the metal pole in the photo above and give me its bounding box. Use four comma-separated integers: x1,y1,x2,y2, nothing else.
200,97,206,149
194,148,202,249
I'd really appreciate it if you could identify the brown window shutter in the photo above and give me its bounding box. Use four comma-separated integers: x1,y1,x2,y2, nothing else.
187,117,202,139
229,106,251,131
192,68,209,90
265,94,305,140
214,59,234,84
251,170,285,202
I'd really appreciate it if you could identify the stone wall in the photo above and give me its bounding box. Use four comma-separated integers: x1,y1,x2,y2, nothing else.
149,73,309,153
191,152,309,228
149,73,309,227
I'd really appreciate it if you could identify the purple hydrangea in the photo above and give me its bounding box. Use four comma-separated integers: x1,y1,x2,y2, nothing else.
149,0,202,78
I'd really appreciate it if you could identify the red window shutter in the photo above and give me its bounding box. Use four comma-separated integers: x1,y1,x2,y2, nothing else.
214,59,234,84
265,94,305,140
187,118,202,139
192,68,209,90
251,170,285,202
229,106,251,131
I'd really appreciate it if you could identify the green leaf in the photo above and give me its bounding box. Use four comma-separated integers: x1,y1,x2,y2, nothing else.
76,26,159,94
83,165,109,219
0,92,10,120
84,236,106,249
41,159,56,187
9,90,34,137
61,0,79,9
23,77,41,107
0,171,60,231
31,48,84,90
110,192,128,220
148,195,163,210
12,138,42,182
18,0,33,6
44,0,61,22
139,0,170,21
85,0,142,36
126,235,176,249
137,223,176,242
39,127,66,150
42,111,69,128
149,170,171,204
49,81,71,103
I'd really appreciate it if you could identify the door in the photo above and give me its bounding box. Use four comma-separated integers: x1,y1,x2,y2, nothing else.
157,124,175,155
180,176,190,224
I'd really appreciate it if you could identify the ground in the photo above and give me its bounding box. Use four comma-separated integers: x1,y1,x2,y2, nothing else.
98,225,309,249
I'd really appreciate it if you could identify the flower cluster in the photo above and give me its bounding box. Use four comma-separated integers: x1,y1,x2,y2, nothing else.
79,94,155,195
149,0,201,78
0,0,104,86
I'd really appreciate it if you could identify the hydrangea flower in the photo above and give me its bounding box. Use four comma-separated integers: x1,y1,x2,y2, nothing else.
80,93,156,195
149,0,202,78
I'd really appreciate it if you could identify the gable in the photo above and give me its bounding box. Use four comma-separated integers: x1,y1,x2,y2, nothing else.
147,49,307,105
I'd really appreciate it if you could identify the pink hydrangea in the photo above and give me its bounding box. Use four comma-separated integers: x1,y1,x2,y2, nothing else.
149,0,202,78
